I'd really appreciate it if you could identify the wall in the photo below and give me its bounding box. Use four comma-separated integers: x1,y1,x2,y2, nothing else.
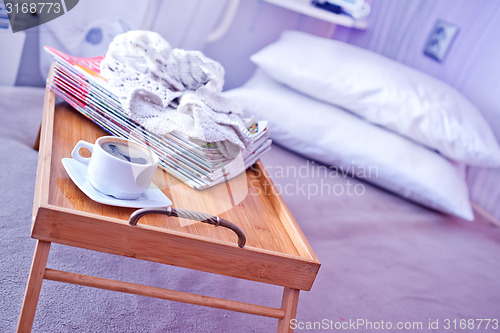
203,0,500,222
2,0,229,86
203,0,334,89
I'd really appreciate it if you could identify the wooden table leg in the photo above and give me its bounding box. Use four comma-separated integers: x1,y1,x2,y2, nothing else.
33,126,41,151
17,241,51,333
277,287,300,333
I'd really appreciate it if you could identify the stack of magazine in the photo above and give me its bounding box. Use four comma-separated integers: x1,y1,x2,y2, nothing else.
45,46,271,189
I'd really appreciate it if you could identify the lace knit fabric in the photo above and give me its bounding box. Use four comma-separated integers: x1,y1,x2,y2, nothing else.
100,30,252,158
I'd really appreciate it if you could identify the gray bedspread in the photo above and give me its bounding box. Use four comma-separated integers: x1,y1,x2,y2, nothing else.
1,87,499,332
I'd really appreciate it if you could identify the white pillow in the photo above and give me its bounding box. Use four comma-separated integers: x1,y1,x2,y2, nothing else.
251,30,500,167
223,70,474,221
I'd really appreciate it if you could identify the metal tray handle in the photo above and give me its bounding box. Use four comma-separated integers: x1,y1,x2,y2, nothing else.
129,207,246,248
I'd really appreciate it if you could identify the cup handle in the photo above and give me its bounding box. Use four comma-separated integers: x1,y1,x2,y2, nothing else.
71,140,94,165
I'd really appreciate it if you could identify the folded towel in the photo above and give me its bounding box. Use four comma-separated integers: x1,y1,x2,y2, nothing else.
100,30,252,158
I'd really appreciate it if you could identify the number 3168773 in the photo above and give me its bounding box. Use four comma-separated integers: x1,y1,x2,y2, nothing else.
5,2,62,15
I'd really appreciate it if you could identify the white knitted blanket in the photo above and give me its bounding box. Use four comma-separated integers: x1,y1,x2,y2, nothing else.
100,31,252,158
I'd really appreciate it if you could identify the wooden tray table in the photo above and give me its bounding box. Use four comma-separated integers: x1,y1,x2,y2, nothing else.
17,83,320,332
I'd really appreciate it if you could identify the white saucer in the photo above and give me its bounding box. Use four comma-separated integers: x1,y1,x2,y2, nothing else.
61,158,172,208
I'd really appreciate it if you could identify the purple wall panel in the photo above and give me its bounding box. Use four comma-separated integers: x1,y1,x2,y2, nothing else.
203,0,500,222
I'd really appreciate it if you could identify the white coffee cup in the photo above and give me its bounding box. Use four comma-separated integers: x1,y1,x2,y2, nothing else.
71,136,159,200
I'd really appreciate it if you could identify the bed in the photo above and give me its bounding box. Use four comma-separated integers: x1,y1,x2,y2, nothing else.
2,31,500,332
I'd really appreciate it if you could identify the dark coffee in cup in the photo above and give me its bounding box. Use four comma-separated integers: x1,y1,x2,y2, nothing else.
72,136,159,200
101,141,150,165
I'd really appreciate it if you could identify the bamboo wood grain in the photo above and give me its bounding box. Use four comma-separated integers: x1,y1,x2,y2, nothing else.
32,204,319,291
46,105,301,256
23,73,321,331
31,79,56,220
32,83,320,290
254,161,319,262
44,268,286,319
17,241,51,333
277,288,300,333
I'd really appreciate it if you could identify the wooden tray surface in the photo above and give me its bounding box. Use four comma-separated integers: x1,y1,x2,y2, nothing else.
32,84,320,291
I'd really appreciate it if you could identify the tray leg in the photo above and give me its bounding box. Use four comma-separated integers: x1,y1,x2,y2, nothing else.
277,287,300,333
33,125,41,151
17,240,51,333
